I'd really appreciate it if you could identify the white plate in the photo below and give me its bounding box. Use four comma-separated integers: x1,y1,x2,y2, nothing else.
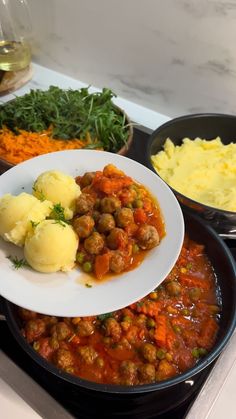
0,150,184,317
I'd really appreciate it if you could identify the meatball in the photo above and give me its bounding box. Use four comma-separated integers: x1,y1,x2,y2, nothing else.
104,317,122,342
138,363,156,383
119,360,137,385
84,232,104,255
18,308,37,320
135,225,160,250
100,196,121,213
76,319,95,337
25,319,46,343
52,322,71,341
55,348,74,369
140,343,157,363
73,215,95,239
115,208,134,228
80,172,95,189
77,345,98,365
76,193,95,215
106,228,128,250
166,281,182,296
110,251,126,273
97,213,115,233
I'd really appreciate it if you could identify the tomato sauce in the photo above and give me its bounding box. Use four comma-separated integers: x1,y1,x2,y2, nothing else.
72,164,165,279
19,235,221,386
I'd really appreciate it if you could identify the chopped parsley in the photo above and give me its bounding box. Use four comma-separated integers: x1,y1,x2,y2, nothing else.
85,283,92,288
30,220,40,228
32,186,46,201
50,203,67,223
7,255,29,269
53,219,66,228
97,312,113,320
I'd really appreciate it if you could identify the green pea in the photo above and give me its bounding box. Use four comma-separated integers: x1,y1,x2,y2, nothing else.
198,348,208,357
181,308,190,316
126,203,133,209
132,243,140,254
173,325,181,333
83,261,92,273
133,199,143,208
123,315,132,322
156,348,166,360
146,318,156,328
76,252,85,264
192,347,207,358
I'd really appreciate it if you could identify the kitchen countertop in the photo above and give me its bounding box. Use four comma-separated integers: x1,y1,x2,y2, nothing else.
0,63,236,419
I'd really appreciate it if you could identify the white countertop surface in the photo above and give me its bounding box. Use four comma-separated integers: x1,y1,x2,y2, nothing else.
0,63,235,419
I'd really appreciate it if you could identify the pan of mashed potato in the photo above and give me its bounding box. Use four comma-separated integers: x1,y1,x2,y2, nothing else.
151,137,236,212
146,113,236,237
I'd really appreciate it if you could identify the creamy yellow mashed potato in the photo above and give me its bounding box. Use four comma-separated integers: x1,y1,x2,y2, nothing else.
0,193,52,246
151,137,236,212
33,170,81,220
24,219,78,273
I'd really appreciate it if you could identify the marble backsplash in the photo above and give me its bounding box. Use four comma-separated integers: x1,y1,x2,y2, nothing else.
28,0,236,118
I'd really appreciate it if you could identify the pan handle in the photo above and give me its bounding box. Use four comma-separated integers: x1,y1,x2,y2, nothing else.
0,295,6,321
219,233,236,240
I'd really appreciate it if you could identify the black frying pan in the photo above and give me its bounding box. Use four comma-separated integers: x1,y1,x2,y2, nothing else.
1,211,236,405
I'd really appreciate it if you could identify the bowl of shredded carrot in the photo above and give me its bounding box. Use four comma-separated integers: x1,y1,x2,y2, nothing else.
0,86,133,173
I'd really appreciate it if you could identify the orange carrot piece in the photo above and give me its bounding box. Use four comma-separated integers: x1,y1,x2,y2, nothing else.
154,315,167,347
135,300,161,317
95,177,133,194
94,253,111,279
179,273,210,290
103,164,125,178
133,208,147,224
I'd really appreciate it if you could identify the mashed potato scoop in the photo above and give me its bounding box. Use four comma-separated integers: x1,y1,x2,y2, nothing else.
24,219,79,273
0,193,52,246
33,170,81,219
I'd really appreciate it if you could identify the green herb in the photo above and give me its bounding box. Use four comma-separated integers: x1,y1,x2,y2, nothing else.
53,220,66,227
7,255,29,269
97,312,113,321
0,86,130,152
30,220,40,228
85,283,92,288
32,186,45,201
50,203,67,222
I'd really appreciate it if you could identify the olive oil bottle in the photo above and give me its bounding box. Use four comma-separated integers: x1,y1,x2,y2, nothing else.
0,40,31,71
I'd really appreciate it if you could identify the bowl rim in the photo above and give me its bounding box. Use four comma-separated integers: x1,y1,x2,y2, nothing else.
146,112,236,216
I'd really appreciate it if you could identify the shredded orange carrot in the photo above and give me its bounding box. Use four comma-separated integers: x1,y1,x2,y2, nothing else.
0,126,90,164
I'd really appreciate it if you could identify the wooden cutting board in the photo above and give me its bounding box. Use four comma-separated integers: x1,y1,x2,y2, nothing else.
0,64,33,96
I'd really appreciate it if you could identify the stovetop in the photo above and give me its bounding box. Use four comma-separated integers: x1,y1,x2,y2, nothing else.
0,127,236,419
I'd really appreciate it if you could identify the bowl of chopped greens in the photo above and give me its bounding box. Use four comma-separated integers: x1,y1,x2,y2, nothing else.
0,86,133,173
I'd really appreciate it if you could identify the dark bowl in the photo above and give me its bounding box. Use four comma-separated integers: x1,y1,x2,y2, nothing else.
146,113,236,238
2,211,236,409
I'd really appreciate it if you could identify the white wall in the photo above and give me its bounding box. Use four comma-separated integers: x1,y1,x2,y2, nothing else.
28,0,236,118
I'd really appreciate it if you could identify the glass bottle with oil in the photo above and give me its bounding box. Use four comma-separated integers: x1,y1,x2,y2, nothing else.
0,0,32,72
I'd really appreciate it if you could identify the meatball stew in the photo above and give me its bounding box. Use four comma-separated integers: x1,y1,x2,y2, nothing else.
19,236,220,386
73,164,165,279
